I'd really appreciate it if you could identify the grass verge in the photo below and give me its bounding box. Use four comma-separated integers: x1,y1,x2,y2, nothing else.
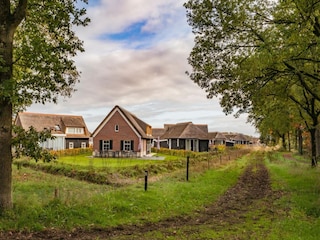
264,151,320,239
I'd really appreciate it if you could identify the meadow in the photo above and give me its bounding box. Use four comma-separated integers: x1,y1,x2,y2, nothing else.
4,148,244,231
1,148,320,239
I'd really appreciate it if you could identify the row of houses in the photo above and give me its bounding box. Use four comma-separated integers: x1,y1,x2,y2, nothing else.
15,105,258,157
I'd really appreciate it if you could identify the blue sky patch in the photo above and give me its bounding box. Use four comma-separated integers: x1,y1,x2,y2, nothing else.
100,21,156,45
77,0,100,9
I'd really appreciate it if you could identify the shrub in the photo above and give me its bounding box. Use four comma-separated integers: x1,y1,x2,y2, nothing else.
51,147,92,158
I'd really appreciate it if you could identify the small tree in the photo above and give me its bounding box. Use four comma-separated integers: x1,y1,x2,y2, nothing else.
12,126,56,162
0,0,89,211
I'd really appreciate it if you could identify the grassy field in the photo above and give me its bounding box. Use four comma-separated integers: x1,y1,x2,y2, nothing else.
55,153,170,168
2,150,320,240
2,152,245,231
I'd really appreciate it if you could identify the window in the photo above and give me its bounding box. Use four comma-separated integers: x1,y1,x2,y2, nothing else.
81,142,86,148
102,140,113,151
121,140,133,151
115,125,119,132
69,142,74,149
124,140,131,151
66,127,84,134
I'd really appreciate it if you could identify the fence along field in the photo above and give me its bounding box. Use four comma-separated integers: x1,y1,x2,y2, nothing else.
13,146,249,185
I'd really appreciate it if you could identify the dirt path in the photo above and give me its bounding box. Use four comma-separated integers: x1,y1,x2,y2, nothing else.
1,160,281,240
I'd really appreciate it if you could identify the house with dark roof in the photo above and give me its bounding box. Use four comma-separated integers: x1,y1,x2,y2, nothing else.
15,112,91,150
154,122,209,152
224,133,251,145
91,105,153,157
208,132,227,146
152,128,167,149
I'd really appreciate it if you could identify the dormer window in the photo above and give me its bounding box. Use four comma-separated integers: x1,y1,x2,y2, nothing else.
66,127,84,134
115,124,119,132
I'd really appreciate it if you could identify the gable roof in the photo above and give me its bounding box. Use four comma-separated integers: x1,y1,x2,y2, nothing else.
161,122,209,140
208,132,227,140
233,133,250,141
152,128,166,138
15,112,91,138
91,105,152,139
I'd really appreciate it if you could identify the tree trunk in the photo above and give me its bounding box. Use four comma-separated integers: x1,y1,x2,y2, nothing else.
310,128,318,167
282,134,286,150
297,127,303,155
0,102,13,211
0,4,14,211
288,131,291,152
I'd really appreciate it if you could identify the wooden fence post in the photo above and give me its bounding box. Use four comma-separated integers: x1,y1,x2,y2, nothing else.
144,171,148,191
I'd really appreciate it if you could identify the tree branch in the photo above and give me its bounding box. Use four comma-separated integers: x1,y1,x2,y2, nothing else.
283,61,320,101
11,0,27,30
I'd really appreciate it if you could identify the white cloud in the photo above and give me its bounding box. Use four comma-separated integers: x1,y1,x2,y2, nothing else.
28,0,259,137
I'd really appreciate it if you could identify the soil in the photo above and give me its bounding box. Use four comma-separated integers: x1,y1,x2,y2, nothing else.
1,160,283,240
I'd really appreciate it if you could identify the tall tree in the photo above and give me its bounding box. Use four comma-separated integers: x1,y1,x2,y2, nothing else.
184,0,320,166
0,0,89,211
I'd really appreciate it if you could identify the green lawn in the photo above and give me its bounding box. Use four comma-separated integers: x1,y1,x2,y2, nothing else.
56,154,167,168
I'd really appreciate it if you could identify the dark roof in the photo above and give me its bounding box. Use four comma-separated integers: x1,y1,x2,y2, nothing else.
161,122,209,140
208,132,227,140
15,112,91,138
223,132,252,142
233,133,249,141
91,105,152,139
152,128,166,138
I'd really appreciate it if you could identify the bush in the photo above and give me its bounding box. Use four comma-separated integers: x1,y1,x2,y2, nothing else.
51,147,92,157
13,159,112,185
152,147,201,158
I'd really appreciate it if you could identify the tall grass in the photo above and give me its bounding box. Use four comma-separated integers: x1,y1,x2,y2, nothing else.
1,156,247,231
265,151,320,239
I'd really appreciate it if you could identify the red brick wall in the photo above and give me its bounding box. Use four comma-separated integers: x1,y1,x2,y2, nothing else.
93,111,140,152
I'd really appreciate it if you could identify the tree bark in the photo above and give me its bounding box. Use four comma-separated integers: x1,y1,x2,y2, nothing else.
0,24,13,212
310,128,318,167
0,102,13,211
281,133,286,150
297,127,303,155
0,0,27,211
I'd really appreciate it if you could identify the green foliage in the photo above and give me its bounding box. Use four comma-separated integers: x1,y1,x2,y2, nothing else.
12,125,56,162
184,0,320,161
12,0,90,109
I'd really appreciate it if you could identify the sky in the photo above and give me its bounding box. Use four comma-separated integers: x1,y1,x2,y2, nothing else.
27,0,259,137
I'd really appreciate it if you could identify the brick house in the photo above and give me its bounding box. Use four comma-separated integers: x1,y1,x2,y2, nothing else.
15,112,91,150
91,105,153,157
